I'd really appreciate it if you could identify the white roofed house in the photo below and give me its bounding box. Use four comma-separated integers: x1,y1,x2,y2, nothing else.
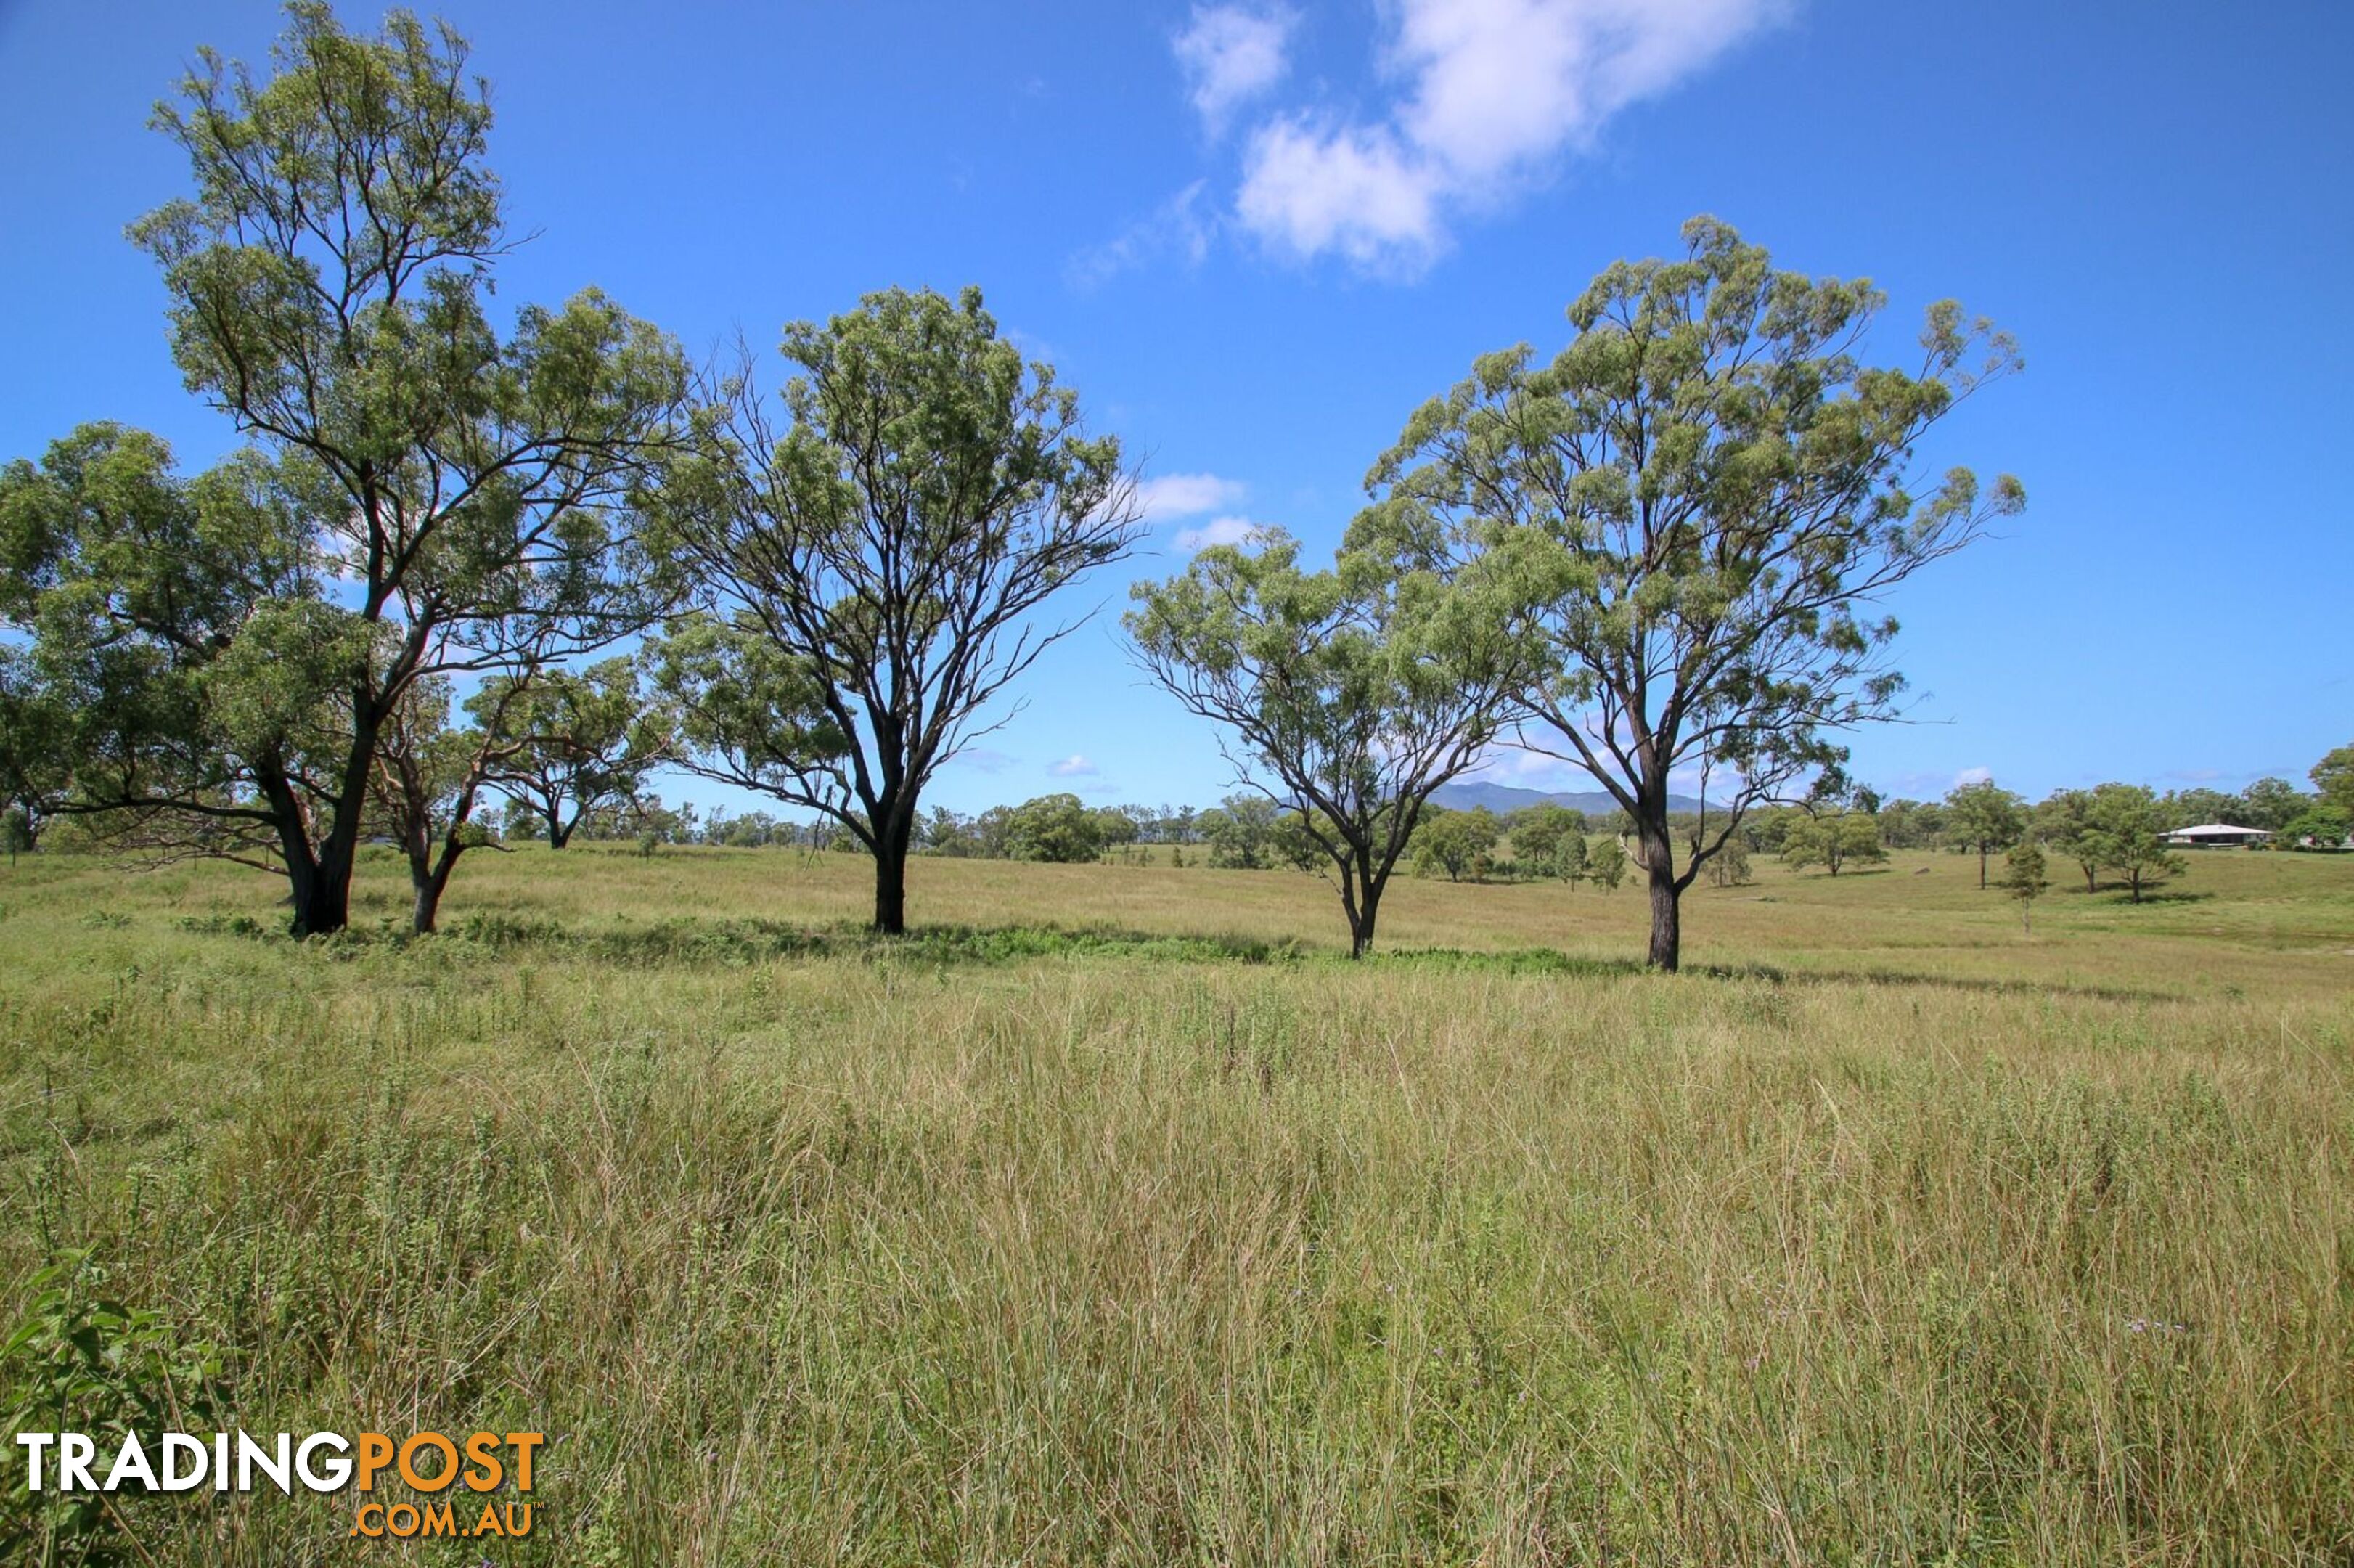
2159,822,2272,847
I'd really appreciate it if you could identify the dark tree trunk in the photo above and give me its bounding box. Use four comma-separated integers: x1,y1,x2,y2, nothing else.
293,844,354,937
1978,843,1990,889
548,820,571,849
1633,806,1682,971
1646,859,1682,972
872,814,912,934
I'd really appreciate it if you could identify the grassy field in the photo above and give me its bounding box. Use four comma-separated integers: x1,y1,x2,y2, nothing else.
1,844,2349,1564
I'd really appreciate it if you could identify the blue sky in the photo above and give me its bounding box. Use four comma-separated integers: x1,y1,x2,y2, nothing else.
3,0,2348,816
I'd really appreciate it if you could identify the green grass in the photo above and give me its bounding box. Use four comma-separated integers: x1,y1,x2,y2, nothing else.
1,845,2350,1564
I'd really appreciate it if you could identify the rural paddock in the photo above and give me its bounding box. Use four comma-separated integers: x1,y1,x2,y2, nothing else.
2,846,2349,1564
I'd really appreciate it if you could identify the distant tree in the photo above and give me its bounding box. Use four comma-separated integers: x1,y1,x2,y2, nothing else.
2159,787,2245,830
1357,216,2022,969
1127,529,1531,957
1004,793,1108,863
1780,809,1886,875
1943,778,2027,889
1411,807,1502,881
480,658,668,849
1705,838,1752,887
1587,836,1628,893
2033,788,2102,892
2236,777,2308,834
1201,793,1280,869
1998,841,2048,931
647,285,1143,932
1505,802,1585,867
2083,783,2182,903
2310,745,2354,818
1554,830,1589,886
1875,797,1945,850
366,677,514,934
2280,802,2352,850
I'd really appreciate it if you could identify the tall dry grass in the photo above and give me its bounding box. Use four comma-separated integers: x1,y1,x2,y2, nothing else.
0,847,2348,1564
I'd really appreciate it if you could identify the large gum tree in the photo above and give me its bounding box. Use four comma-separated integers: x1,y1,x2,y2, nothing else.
61,1,690,934
1365,217,2024,971
647,285,1143,934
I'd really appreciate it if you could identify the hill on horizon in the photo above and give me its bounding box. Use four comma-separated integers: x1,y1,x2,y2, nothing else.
1431,780,1705,817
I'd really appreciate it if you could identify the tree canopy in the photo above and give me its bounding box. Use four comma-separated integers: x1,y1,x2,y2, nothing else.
647,285,1143,933
1357,216,2022,968
1,4,688,934
1127,528,1530,956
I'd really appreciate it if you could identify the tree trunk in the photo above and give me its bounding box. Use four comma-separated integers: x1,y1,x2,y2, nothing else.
293,844,354,936
872,817,911,934
1978,843,1990,889
1646,860,1682,972
548,820,570,849
1350,874,1384,958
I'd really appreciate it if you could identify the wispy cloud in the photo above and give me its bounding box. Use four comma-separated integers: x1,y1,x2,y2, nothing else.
1175,4,1299,134
947,747,1019,775
1068,181,1216,289
1048,754,1100,777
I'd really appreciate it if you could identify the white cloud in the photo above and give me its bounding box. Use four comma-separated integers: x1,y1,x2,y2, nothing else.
1137,471,1248,521
1175,4,1298,134
1048,754,1100,777
1174,515,1267,552
1237,119,1442,271
1231,0,1787,271
1952,765,1995,788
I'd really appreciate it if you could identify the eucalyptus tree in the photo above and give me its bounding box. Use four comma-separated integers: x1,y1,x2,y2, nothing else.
646,285,1143,933
367,675,518,933
2083,783,2181,904
0,425,327,878
0,647,71,854
475,656,669,848
1127,529,1530,957
1362,217,2023,969
1943,777,2027,888
81,2,690,932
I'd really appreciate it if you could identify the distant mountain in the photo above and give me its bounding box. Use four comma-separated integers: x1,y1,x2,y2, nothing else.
1430,781,1704,817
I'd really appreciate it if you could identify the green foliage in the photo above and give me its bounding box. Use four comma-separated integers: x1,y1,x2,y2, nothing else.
1998,841,2049,930
1503,801,1585,866
2082,783,2184,903
1704,838,1752,887
0,1251,222,1567
1410,807,1502,881
1128,527,1531,955
649,285,1143,931
2310,745,2354,819
1780,810,1887,876
2280,804,2351,850
1944,778,2027,886
2236,777,2308,834
1587,835,1628,891
1359,216,2022,968
1553,829,1589,884
479,656,669,848
1004,793,1110,863
1,4,688,935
